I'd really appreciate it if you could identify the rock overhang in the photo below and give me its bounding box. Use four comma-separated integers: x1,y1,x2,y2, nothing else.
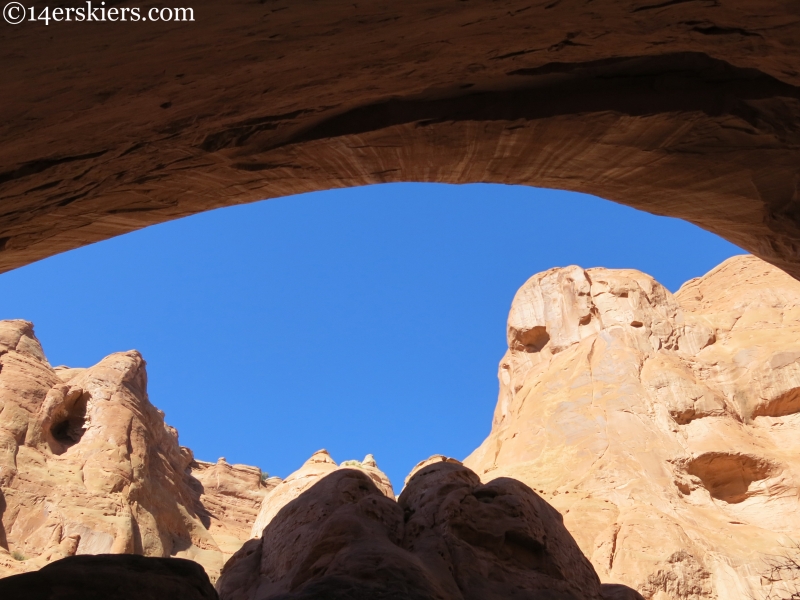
1,2,799,277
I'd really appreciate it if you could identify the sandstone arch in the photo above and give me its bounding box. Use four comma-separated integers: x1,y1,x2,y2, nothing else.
2,1,799,275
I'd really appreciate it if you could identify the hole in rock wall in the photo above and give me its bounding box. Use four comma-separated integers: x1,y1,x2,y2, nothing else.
50,394,88,453
684,452,776,504
515,326,551,352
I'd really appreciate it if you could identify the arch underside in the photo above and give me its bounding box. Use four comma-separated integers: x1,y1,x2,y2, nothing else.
1,1,799,275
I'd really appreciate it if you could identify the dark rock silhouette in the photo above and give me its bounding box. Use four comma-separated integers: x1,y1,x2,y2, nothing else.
0,554,219,600
218,461,641,599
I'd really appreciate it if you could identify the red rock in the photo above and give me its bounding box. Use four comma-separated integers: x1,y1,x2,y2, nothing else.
466,255,800,598
1,4,800,277
0,554,219,600
219,460,639,599
250,450,394,538
0,320,272,580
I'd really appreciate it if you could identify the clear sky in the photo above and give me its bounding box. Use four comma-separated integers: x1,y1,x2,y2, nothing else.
0,183,741,490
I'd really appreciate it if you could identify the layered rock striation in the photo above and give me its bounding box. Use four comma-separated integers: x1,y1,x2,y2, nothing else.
6,253,800,598
2,3,800,277
465,255,800,599
0,320,273,580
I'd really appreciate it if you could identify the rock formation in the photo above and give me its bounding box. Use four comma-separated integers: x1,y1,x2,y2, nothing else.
219,458,641,600
250,449,394,538
7,253,800,599
191,458,280,562
0,554,219,600
465,255,800,599
2,3,800,277
0,320,274,580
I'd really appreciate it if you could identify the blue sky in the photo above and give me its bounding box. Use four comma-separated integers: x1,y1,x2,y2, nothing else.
0,183,741,489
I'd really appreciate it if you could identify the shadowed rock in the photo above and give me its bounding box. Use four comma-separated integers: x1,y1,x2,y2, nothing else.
0,554,219,600
218,460,640,599
250,449,395,539
2,3,800,277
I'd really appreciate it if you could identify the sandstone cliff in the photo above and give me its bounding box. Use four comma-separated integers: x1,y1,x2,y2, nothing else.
249,449,394,539
6,253,800,599
465,255,800,599
0,321,274,580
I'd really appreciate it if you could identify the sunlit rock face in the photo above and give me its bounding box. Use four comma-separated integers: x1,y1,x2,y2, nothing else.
249,449,394,539
0,321,274,580
465,255,800,599
191,458,279,564
220,460,639,600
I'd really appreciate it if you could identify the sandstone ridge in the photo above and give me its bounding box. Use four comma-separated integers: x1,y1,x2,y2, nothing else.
466,255,800,599
5,254,800,599
250,449,394,539
219,459,642,600
0,321,275,580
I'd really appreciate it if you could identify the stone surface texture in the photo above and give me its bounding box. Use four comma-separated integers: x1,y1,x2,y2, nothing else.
2,2,800,277
0,320,273,580
250,449,394,539
220,460,640,600
192,458,280,562
7,254,800,598
465,255,800,599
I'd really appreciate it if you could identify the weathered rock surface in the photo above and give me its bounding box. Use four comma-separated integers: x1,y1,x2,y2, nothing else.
0,320,273,580
465,255,800,599
192,458,280,563
220,459,640,600
0,554,219,600
8,254,800,598
250,449,394,538
2,2,800,277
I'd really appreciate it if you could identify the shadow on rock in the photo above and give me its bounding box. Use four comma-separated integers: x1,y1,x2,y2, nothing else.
218,461,642,600
0,553,219,600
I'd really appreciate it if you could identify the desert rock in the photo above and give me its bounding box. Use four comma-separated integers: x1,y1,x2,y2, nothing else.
2,4,800,278
191,458,280,562
0,320,272,580
220,460,639,599
465,255,800,599
0,554,219,600
250,450,394,538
